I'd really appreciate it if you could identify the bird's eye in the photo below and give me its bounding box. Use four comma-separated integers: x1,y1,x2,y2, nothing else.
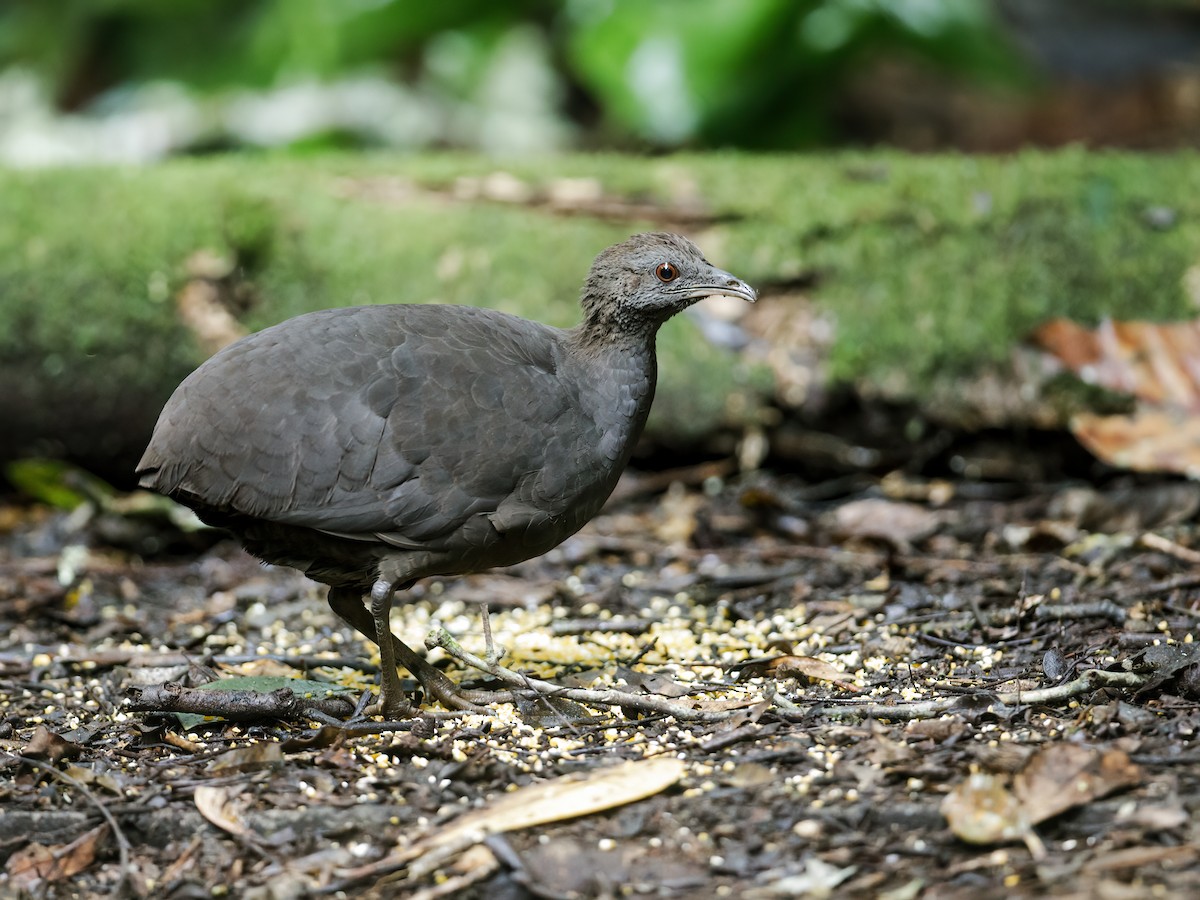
655,262,680,283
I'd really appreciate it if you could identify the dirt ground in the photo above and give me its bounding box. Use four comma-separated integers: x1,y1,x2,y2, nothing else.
2,460,1200,899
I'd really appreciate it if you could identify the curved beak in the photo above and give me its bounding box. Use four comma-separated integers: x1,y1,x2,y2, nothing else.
674,266,757,304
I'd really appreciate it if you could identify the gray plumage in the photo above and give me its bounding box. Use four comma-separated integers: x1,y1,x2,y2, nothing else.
137,232,756,716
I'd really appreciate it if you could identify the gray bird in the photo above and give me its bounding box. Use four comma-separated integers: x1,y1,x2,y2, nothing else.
137,232,756,718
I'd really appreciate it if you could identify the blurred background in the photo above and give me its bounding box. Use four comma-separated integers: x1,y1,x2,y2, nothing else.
6,0,1200,488
4,0,1200,165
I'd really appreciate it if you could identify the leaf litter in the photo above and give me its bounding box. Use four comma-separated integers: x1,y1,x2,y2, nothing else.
2,463,1200,897
1032,315,1200,476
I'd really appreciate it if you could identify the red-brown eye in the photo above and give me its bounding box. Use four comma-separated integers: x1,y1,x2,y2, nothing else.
655,262,679,283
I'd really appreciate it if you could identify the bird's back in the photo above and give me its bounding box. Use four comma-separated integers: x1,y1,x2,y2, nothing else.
138,303,652,579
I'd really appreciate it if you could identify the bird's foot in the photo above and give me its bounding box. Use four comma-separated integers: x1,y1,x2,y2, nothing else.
365,693,419,722
416,674,492,713
345,681,417,723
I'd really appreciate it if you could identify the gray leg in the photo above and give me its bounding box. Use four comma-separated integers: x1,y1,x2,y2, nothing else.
369,579,408,719
326,585,493,713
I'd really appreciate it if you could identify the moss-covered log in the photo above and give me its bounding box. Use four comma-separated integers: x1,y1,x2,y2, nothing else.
2,150,1196,482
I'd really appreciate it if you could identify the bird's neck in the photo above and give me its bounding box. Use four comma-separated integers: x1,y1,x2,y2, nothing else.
568,306,661,357
563,319,659,467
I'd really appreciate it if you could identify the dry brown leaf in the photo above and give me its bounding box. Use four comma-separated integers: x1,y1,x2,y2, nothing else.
1072,409,1200,478
1118,802,1190,831
209,741,285,773
465,756,684,836
4,824,107,888
679,696,767,712
720,762,776,788
903,716,963,743
943,743,1141,857
1032,316,1200,475
770,655,862,692
1034,317,1200,409
164,731,202,753
194,785,252,837
1013,743,1141,825
617,667,692,698
827,498,941,549
62,763,123,796
23,726,83,765
1082,844,1198,873
407,844,500,900
865,727,916,766
749,857,858,896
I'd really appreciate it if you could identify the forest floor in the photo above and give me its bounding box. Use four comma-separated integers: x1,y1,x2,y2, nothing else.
2,459,1199,899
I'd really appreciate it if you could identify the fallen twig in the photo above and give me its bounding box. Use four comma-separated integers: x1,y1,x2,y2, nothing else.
777,668,1150,722
1139,531,1200,566
125,682,356,723
427,628,750,722
1134,571,1200,598
549,617,651,637
918,600,1127,635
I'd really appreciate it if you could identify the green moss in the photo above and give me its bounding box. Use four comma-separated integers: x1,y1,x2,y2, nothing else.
3,149,1198,471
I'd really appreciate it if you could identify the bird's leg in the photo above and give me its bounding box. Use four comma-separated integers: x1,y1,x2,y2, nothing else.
369,579,410,719
326,586,498,713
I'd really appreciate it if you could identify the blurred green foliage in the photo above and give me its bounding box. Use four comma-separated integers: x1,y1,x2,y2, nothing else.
568,0,1024,146
0,0,1026,148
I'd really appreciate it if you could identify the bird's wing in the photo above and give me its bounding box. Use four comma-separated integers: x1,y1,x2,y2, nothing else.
138,305,601,549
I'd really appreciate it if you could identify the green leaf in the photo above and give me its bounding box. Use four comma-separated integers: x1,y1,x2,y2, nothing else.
5,458,112,510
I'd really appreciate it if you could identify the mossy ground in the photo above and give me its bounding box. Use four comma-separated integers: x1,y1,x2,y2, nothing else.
2,149,1196,473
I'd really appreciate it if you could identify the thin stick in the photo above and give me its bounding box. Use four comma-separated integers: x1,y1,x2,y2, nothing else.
778,669,1150,722
427,628,745,722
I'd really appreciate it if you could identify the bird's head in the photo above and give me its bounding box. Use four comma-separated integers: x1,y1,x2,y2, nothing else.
580,232,756,336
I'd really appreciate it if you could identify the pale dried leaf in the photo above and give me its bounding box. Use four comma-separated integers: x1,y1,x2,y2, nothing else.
62,763,124,796
1118,802,1190,831
941,773,1028,845
771,656,862,692
402,757,685,879
209,741,285,773
1032,316,1200,476
617,667,692,698
1072,409,1200,478
194,785,251,837
746,857,857,897
828,499,941,548
1013,743,1141,826
1082,844,1198,873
